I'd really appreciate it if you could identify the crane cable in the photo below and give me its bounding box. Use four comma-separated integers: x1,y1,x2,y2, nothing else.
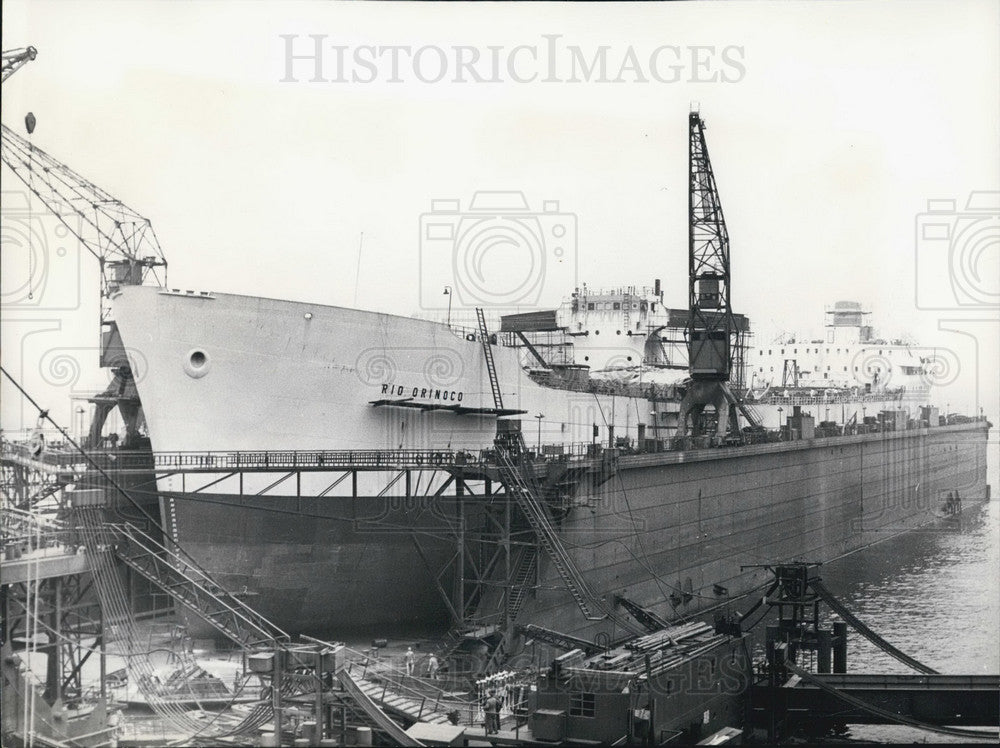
811,579,938,675
784,659,998,741
0,366,272,739
26,115,35,300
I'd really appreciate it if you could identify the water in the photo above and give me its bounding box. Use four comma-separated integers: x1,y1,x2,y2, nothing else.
764,490,999,743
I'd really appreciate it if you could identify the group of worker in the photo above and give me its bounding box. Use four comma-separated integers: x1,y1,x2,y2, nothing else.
403,646,440,680
402,647,502,734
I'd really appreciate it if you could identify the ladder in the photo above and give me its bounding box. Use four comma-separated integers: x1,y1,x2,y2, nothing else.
475,308,504,411
506,545,537,622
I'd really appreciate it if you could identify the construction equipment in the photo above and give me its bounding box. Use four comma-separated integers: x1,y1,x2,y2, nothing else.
677,110,761,441
1,46,37,82
1,45,167,446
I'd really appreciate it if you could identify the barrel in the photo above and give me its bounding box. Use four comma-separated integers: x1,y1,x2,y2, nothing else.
356,726,372,746
301,721,318,744
258,731,277,747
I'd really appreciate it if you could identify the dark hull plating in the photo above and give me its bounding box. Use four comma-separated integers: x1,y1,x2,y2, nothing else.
164,422,990,638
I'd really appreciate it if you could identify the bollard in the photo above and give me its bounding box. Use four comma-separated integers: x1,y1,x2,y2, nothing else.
817,630,832,673
764,625,780,685
833,621,848,673
301,721,317,745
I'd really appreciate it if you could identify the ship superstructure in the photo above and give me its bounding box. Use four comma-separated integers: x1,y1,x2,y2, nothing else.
750,300,930,393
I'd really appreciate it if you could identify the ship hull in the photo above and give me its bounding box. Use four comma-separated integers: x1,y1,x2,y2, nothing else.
111,287,991,637
154,422,989,637
524,421,990,639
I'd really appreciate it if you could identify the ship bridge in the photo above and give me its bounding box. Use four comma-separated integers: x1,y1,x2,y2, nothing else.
497,282,750,376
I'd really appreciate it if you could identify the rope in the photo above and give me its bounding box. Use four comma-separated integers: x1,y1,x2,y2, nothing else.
76,506,207,734
27,128,35,300
784,660,999,740
811,580,938,675
0,367,275,740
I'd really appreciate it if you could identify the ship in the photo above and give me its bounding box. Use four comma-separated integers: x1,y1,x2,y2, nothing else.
107,279,991,641
5,99,985,647
100,109,991,647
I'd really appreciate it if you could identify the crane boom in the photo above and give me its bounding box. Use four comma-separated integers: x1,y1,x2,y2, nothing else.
687,110,735,381
1,46,37,83
676,110,760,443
2,44,168,445
1,122,167,350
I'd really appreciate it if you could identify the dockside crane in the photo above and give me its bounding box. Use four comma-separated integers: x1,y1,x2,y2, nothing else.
677,110,761,442
1,46,37,82
1,45,167,446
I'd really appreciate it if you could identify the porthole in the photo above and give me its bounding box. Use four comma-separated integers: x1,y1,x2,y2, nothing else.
184,349,211,378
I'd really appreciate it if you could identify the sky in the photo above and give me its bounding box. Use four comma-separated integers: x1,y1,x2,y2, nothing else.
1,0,998,434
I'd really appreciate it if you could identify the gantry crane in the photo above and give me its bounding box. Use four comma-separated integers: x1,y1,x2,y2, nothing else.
677,110,760,441
1,45,167,446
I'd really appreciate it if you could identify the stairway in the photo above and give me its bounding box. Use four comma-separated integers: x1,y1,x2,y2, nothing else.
473,308,641,640
336,669,424,746
111,522,288,648
493,436,602,621
342,656,472,728
738,400,765,431
506,545,537,622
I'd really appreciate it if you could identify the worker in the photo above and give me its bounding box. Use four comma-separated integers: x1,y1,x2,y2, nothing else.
107,706,122,748
484,690,501,735
404,647,415,676
426,653,439,680
484,690,501,734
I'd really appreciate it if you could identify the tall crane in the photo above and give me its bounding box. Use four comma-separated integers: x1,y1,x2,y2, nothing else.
1,46,37,82
677,110,759,442
1,45,167,445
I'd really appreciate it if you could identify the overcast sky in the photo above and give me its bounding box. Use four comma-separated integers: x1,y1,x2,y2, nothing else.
2,0,998,432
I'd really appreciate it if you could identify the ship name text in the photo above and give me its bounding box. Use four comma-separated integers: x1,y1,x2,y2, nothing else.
382,383,464,402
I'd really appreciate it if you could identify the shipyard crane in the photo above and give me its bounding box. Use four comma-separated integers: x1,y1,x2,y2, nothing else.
677,110,761,441
1,45,167,446
1,46,37,82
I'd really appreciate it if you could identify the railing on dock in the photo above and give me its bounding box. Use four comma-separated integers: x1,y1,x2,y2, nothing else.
2,416,989,480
